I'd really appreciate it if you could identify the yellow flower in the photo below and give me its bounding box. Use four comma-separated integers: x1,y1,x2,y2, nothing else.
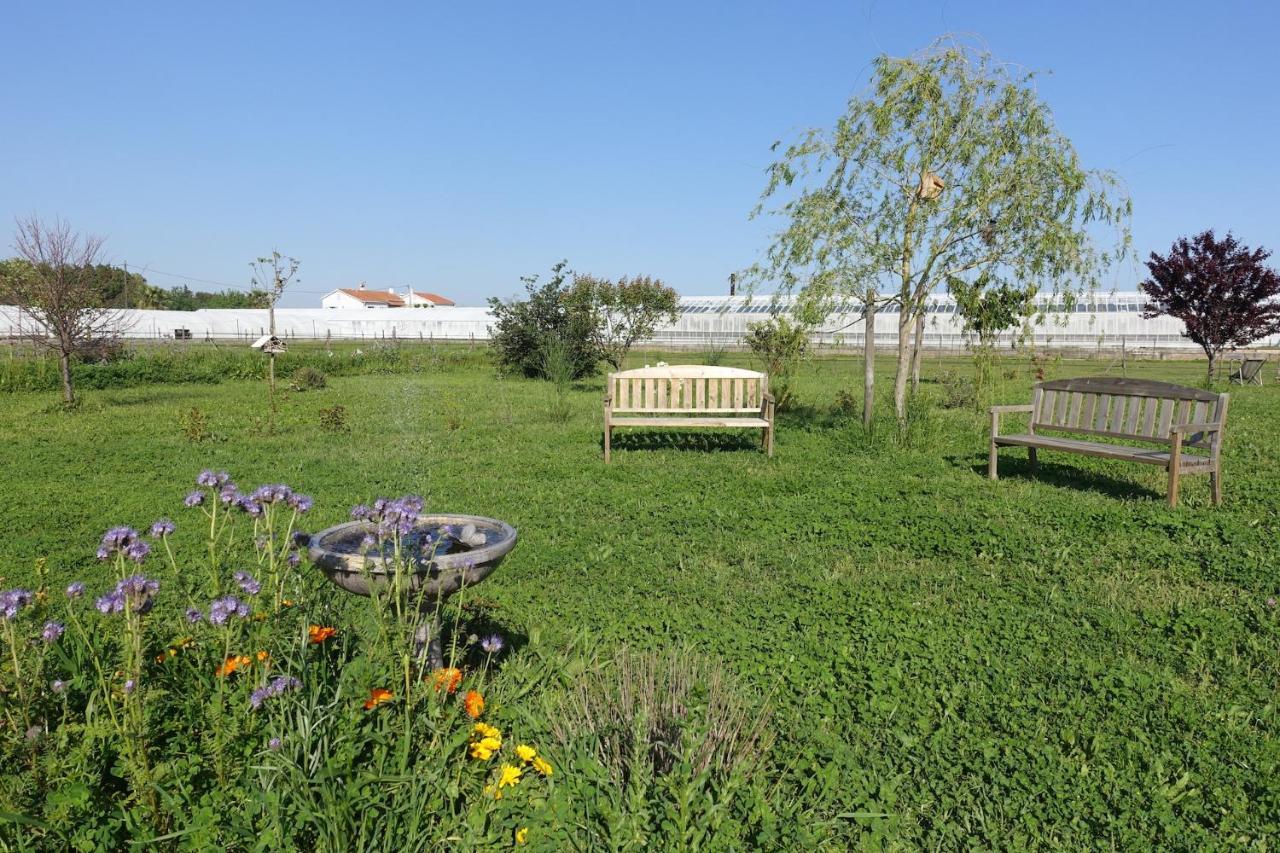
531,756,553,777
472,722,501,741
515,744,537,763
497,763,523,789
515,827,529,845
470,742,496,761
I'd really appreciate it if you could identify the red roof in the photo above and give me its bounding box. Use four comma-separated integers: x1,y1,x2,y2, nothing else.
413,291,455,306
339,288,405,306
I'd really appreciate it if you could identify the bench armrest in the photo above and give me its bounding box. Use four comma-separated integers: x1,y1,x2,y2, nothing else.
603,393,612,404
1170,421,1222,435
988,404,1034,414
763,392,776,403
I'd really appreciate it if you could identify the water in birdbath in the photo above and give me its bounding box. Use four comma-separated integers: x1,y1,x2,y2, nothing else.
323,522,492,563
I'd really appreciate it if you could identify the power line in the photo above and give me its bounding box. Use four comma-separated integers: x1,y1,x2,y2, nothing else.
139,265,334,295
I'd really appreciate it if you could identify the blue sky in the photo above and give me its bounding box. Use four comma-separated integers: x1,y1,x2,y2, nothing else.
2,1,1276,307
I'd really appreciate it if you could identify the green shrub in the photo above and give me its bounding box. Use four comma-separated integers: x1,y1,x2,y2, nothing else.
318,404,350,432
487,261,599,379
744,315,809,411
289,366,327,391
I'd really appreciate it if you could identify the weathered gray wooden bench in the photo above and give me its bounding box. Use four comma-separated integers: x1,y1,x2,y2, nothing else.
603,365,775,462
989,377,1229,507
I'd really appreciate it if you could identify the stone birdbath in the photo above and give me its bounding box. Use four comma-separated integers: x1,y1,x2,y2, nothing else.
307,513,518,668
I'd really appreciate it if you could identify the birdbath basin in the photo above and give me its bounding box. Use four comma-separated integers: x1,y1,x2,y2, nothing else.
307,513,517,667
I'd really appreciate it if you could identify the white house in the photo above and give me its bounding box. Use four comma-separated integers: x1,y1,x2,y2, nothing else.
321,283,455,309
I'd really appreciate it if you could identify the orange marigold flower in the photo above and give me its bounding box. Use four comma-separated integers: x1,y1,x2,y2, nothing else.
256,650,270,662
216,655,252,677
463,689,484,719
363,688,394,710
308,625,337,644
432,667,462,694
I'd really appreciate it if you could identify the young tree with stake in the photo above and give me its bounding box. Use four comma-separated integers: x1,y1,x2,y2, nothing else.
249,251,300,406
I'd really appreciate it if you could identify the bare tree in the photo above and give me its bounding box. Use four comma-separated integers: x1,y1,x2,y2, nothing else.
6,216,125,405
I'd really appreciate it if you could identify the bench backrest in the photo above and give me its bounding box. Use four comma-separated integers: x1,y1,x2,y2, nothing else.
1238,358,1266,380
608,365,768,414
1031,377,1228,450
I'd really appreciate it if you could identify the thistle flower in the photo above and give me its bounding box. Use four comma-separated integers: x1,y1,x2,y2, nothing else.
209,595,251,626
184,491,204,508
150,518,176,538
0,589,33,620
66,581,85,599
480,634,504,655
233,571,261,596
41,621,65,643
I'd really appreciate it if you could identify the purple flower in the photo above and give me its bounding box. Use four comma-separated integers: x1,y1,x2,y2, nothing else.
219,486,239,505
0,589,33,620
350,504,372,521
41,621,65,643
291,531,311,548
150,518,176,538
209,595,250,626
480,634,504,655
125,540,151,564
268,736,282,750
66,581,85,599
184,491,205,508
51,679,67,694
237,498,263,517
123,679,136,695
97,576,159,616
234,571,261,596
286,551,300,568
250,675,301,710
98,527,144,562
1267,597,1277,609
289,494,313,513
197,470,219,487
185,607,203,624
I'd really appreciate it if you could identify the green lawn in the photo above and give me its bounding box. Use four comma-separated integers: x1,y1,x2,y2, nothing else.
1,350,1277,847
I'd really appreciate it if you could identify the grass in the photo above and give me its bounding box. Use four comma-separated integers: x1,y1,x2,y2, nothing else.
1,346,1278,848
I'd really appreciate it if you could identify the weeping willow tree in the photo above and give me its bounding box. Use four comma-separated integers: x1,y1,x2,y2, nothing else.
750,37,1131,424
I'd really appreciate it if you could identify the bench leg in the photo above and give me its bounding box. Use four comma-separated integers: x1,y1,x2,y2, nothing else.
1210,469,1222,506
988,441,998,481
766,424,774,457
1027,447,1038,474
604,426,612,463
1167,467,1180,508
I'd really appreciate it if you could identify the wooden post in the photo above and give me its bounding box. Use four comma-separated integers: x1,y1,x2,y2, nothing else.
603,384,613,463
988,410,1000,480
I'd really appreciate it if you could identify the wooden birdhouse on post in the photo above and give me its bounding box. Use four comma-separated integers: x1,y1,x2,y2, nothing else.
251,334,287,354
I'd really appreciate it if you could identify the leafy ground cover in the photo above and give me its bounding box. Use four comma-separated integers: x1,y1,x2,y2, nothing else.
0,348,1277,848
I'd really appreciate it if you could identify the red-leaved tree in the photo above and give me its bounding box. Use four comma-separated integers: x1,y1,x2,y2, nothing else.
1140,230,1280,384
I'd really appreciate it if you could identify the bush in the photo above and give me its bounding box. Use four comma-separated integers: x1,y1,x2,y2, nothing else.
318,404,350,432
289,366,327,391
937,370,976,409
487,261,599,379
744,315,809,411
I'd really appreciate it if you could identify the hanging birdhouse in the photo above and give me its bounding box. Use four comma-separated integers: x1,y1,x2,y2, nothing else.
251,334,288,354
918,172,945,201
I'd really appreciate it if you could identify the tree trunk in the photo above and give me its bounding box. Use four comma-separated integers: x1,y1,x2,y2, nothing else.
863,297,876,428
892,310,913,421
910,313,925,391
1206,349,1215,388
58,350,74,405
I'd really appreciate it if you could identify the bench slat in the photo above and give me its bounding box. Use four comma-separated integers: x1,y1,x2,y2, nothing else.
609,416,771,428
1080,393,1096,430
994,433,1214,467
1142,396,1158,437
1093,394,1111,432
1125,396,1142,434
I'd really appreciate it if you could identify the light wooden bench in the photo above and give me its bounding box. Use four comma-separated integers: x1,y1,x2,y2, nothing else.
989,377,1229,507
603,365,775,462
